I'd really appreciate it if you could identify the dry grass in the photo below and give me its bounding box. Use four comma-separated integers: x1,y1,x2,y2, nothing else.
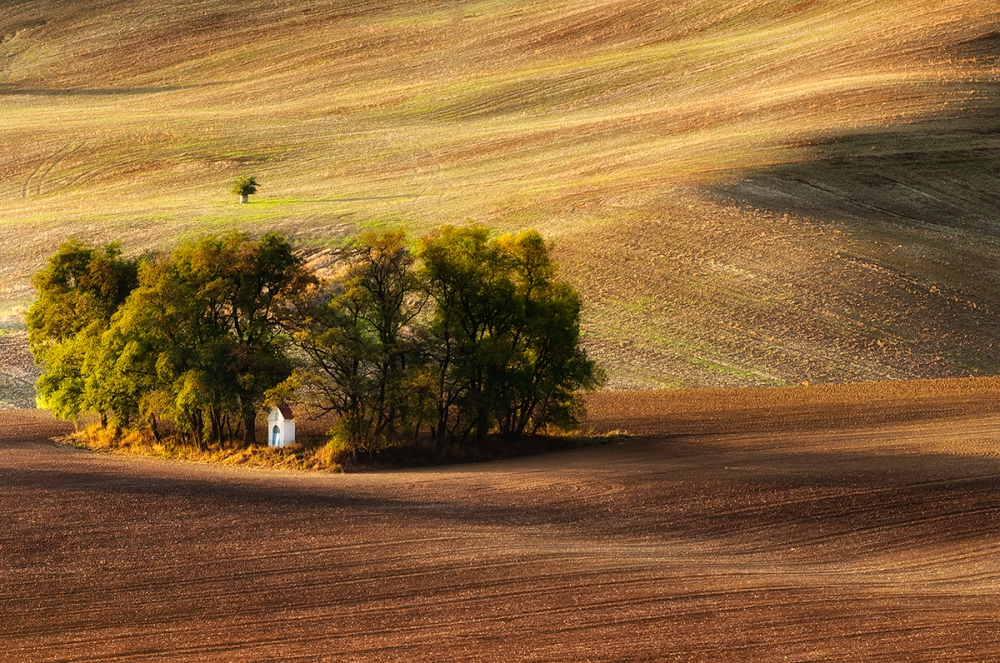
2,0,1000,391
59,417,622,471
63,423,345,471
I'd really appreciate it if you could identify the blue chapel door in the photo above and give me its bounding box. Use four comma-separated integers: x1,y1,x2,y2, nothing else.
272,425,280,446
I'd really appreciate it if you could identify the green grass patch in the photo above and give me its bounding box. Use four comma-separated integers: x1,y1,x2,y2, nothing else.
691,357,780,383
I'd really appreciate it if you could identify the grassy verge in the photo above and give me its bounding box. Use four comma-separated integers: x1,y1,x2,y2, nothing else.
61,425,344,472
59,424,629,472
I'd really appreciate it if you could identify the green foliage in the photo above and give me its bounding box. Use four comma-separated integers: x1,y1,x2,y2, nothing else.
30,225,602,458
108,231,309,447
419,224,516,442
287,224,603,457
287,229,430,458
34,329,91,420
230,174,259,197
27,240,140,421
27,239,139,347
420,226,604,443
29,232,308,448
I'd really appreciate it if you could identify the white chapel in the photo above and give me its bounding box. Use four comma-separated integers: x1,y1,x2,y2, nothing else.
267,406,296,447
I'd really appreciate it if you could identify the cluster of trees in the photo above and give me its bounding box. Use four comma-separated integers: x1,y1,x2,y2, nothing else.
28,226,603,456
28,234,307,448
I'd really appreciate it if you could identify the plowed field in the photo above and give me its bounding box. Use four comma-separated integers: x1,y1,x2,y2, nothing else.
4,379,1000,661
5,0,1000,389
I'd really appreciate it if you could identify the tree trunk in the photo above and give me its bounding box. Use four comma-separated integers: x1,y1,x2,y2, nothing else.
211,408,224,446
188,413,203,450
243,409,256,446
239,193,249,204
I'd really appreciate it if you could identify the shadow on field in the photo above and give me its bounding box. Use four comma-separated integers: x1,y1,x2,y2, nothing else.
0,83,225,96
5,431,1000,560
716,33,1000,232
706,40,1000,376
714,110,1000,232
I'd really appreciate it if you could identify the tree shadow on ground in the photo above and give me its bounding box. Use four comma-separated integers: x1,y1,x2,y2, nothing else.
704,35,1000,378
5,419,1000,559
713,28,1000,231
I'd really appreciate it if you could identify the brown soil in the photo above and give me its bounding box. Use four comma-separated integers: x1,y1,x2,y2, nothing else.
0,329,38,409
4,379,1000,661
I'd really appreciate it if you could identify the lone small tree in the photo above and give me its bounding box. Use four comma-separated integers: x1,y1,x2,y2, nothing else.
231,175,259,204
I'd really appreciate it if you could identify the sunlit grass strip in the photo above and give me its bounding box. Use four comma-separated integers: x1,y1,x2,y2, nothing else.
62,424,345,471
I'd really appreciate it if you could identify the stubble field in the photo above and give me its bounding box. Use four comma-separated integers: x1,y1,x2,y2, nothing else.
4,378,1000,661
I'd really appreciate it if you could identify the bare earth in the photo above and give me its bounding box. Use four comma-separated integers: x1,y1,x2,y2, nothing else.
4,379,1000,661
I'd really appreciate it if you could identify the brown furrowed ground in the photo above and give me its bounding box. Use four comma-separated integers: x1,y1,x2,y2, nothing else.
0,328,36,409
4,379,1000,661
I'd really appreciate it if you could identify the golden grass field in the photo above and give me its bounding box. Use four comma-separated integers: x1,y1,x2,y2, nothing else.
5,379,1000,660
2,0,1000,405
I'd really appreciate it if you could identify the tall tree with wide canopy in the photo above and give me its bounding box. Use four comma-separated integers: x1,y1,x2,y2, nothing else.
419,225,603,443
106,232,309,446
27,240,140,423
287,229,428,457
419,224,518,443
495,230,605,435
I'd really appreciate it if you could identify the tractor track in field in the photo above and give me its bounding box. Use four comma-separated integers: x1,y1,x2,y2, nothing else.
21,141,85,199
4,379,1000,660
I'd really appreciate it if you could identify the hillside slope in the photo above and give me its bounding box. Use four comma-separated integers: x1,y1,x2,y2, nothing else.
2,0,1000,397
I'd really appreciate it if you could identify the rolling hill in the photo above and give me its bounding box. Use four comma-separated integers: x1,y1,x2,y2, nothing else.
2,0,1000,406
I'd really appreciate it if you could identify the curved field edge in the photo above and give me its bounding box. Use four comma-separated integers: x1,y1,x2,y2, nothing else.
585,375,1000,438
6,374,1000,451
